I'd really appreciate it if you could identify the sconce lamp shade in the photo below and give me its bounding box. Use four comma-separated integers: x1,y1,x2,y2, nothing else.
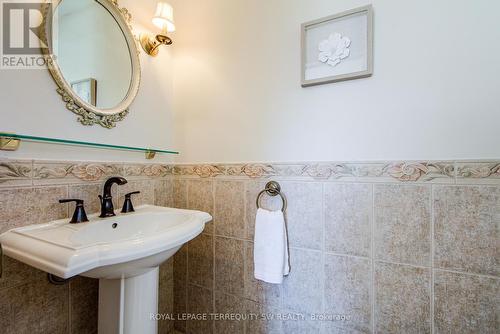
152,2,175,32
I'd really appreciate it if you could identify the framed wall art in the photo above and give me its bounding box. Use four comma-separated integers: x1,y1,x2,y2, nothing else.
301,5,373,87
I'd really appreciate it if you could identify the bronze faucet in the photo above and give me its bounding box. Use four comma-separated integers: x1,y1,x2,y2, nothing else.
99,177,127,218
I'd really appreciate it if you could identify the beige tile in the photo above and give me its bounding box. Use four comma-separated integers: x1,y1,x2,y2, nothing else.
186,285,213,334
214,237,244,296
434,270,500,334
245,181,261,241
0,257,46,291
434,186,499,276
324,255,372,333
283,248,323,314
173,179,188,209
174,245,188,283
214,292,246,334
374,185,431,266
244,241,281,308
323,325,364,333
324,183,372,257
0,186,68,234
434,270,499,334
187,179,214,234
282,315,321,334
69,183,101,214
245,181,281,241
375,262,431,334
173,279,187,332
154,179,174,207
245,300,283,334
159,276,174,334
281,182,324,250
187,233,214,289
70,276,98,334
0,278,69,334
214,181,245,238
117,179,155,207
160,257,174,282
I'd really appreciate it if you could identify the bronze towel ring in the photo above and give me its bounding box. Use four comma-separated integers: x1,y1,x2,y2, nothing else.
256,181,287,212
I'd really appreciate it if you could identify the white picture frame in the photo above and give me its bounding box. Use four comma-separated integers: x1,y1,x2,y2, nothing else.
71,78,97,107
301,5,373,87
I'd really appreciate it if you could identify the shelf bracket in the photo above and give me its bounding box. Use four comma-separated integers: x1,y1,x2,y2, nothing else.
0,135,20,151
145,150,156,160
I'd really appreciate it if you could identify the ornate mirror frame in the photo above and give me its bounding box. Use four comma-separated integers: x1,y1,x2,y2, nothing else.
41,0,141,129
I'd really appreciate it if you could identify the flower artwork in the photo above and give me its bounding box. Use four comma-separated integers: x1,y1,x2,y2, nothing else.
302,5,373,86
318,33,351,67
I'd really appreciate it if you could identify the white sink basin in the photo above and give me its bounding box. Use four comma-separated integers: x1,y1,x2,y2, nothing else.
0,205,211,334
0,205,211,279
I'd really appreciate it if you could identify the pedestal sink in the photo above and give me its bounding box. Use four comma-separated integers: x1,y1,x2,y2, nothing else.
0,205,211,334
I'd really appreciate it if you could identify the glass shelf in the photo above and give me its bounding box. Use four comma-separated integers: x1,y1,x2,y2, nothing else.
0,132,179,159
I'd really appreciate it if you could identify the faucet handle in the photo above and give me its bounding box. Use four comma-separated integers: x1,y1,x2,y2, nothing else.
121,191,140,213
59,199,89,224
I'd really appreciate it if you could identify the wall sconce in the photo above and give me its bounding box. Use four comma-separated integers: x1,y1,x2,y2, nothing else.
140,2,175,57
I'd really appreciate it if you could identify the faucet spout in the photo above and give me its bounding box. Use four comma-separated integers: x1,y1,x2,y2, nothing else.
99,177,128,218
103,177,127,196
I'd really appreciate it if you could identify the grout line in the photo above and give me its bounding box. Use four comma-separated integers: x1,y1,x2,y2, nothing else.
211,180,216,334
453,161,458,185
323,251,371,260
211,234,377,259
30,159,34,186
430,185,435,334
186,281,213,291
243,180,248,242
65,184,70,218
371,183,375,334
68,280,72,334
321,182,326,334
432,267,500,280
243,180,249,334
375,259,431,270
210,233,261,243
184,180,190,333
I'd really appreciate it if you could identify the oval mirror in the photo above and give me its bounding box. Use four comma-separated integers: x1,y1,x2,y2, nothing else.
42,0,140,128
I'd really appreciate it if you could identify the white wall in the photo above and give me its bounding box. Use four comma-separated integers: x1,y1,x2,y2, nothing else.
0,0,177,162
170,0,500,163
2,0,499,164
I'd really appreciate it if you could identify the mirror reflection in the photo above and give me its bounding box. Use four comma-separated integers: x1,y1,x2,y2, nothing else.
54,0,132,109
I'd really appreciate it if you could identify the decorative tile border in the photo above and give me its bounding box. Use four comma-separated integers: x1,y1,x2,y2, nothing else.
32,161,123,184
1,159,499,186
456,162,500,179
123,164,173,178
172,162,456,182
0,160,32,187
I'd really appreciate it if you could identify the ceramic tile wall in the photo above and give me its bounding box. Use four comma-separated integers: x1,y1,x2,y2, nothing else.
0,160,175,334
1,159,498,334
169,162,499,334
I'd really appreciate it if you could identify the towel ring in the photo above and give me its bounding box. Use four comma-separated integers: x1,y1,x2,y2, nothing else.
256,181,287,212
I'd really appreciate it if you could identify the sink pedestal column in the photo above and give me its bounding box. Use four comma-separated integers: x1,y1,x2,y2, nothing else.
98,267,159,334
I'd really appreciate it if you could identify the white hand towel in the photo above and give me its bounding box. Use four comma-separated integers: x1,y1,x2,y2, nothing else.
254,208,290,284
